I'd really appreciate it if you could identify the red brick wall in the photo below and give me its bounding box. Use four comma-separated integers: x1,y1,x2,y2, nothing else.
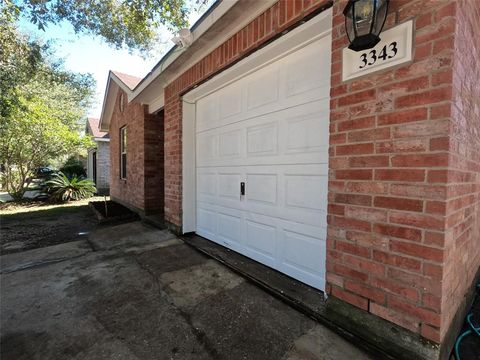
163,0,331,226
163,94,183,225
327,0,478,344
110,89,164,214
161,0,476,345
145,110,164,214
440,0,480,342
110,90,146,210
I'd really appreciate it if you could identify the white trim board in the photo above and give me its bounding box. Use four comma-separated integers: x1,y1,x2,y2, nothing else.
134,0,278,113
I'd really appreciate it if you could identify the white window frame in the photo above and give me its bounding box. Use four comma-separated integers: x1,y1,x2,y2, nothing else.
120,126,127,180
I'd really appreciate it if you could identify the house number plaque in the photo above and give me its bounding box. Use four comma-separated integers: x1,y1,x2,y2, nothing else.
342,20,414,82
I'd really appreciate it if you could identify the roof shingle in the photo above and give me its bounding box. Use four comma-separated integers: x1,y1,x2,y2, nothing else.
112,71,142,90
87,118,109,139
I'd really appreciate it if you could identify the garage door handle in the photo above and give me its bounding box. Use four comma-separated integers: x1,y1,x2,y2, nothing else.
240,182,245,196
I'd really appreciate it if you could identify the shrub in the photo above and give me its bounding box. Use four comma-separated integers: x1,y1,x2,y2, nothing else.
45,172,96,202
60,157,86,178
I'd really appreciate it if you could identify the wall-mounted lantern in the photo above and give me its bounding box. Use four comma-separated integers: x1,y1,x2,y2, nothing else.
343,0,389,52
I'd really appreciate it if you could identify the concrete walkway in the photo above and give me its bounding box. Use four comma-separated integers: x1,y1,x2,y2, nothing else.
0,221,372,360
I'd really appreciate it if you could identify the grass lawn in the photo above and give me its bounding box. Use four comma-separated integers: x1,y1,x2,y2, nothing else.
0,196,107,255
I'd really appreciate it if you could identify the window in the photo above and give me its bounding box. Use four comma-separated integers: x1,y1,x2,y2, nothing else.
120,126,127,179
92,151,97,184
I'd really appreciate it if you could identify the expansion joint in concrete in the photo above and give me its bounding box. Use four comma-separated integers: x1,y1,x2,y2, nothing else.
131,254,221,360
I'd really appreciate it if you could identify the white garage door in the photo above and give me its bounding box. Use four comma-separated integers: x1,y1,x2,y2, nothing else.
195,34,331,291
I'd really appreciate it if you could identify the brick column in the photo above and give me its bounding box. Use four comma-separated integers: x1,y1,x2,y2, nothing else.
144,109,164,214
163,91,183,226
440,0,480,344
326,0,478,343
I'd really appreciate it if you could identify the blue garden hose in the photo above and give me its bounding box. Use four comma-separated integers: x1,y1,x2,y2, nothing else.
454,283,480,360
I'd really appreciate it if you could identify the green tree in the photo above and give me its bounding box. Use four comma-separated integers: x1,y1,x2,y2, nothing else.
1,2,43,121
0,11,95,200
5,0,205,53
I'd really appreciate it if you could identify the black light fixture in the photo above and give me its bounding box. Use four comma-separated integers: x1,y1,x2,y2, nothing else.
343,0,389,52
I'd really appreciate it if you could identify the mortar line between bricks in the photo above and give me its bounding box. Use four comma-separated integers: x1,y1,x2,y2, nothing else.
131,254,221,360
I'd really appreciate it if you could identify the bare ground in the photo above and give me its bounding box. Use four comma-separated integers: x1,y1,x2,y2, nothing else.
0,197,105,255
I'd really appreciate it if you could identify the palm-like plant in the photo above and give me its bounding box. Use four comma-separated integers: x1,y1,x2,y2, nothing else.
45,172,96,202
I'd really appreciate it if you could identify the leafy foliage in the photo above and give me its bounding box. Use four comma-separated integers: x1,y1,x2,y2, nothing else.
0,9,95,200
45,172,96,201
1,2,43,121
6,0,209,53
60,157,87,178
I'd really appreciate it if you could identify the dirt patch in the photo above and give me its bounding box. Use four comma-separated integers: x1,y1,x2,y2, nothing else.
0,197,104,255
0,199,51,213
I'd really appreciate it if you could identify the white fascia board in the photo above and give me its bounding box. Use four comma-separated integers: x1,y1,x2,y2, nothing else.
99,76,112,131
149,94,165,114
132,0,278,113
95,138,110,142
131,0,241,101
99,76,120,132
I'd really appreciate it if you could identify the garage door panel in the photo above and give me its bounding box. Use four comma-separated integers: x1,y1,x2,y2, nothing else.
196,39,330,135
218,172,242,200
285,111,329,155
196,206,217,240
284,36,331,98
197,167,246,210
246,68,280,111
197,171,216,197
217,212,243,245
218,129,243,158
245,174,277,205
245,219,277,266
279,230,326,290
281,230,325,275
197,95,329,137
195,34,330,291
285,175,328,211
196,133,217,164
219,83,242,120
246,122,278,157
242,170,325,227
244,204,326,229
197,101,329,169
197,95,219,132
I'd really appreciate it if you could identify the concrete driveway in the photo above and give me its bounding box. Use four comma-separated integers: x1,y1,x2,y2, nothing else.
0,221,372,360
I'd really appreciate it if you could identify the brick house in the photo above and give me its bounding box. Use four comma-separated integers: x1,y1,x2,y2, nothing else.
85,118,110,194
101,71,165,215
99,1,479,358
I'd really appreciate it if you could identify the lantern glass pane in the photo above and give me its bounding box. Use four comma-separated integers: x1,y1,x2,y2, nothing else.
354,0,374,37
345,11,355,41
373,0,388,36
